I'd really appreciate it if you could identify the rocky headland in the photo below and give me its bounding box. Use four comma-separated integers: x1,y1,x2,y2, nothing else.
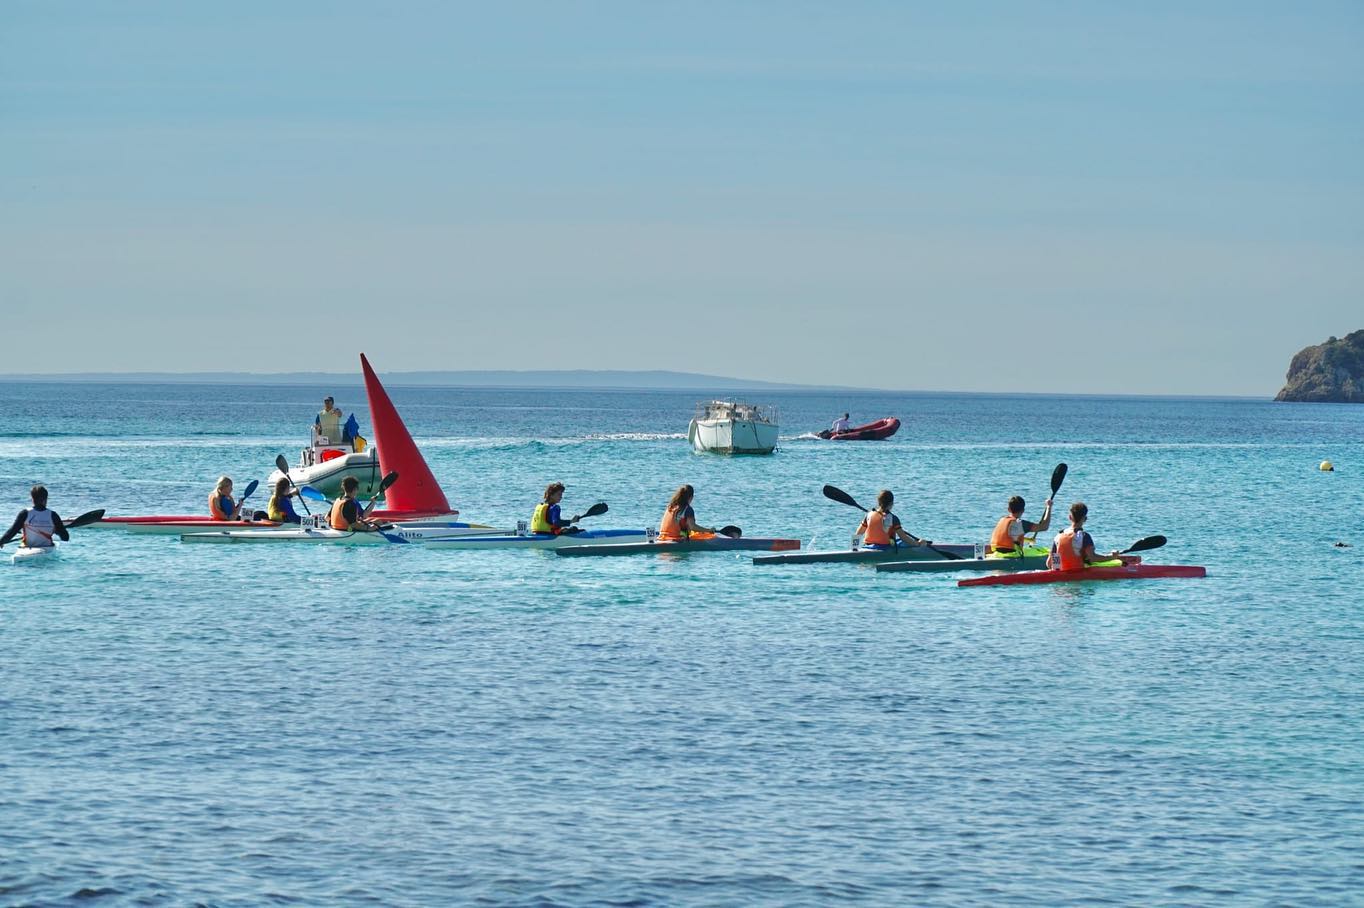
1275,330,1364,402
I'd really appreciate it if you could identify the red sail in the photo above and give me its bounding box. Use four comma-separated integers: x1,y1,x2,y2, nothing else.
361,353,452,516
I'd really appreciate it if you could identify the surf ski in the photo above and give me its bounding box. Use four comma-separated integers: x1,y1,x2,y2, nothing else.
958,564,1207,587
556,536,800,557
753,542,975,565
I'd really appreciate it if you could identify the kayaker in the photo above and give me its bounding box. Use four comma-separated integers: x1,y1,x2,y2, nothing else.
0,485,69,550
266,478,303,525
852,490,932,550
831,413,852,434
315,396,344,445
988,495,1053,555
531,482,580,536
1047,502,1140,570
329,476,378,532
208,476,244,521
658,484,719,541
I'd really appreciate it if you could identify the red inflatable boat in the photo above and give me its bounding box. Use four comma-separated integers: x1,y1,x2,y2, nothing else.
817,417,901,441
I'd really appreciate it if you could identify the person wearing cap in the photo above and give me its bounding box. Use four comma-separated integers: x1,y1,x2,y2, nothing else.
315,396,344,445
831,413,852,434
530,482,581,535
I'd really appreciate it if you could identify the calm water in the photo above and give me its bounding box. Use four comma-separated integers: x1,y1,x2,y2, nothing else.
2,382,1362,906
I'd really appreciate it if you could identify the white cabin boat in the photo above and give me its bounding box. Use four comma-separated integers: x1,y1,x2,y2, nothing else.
687,400,779,455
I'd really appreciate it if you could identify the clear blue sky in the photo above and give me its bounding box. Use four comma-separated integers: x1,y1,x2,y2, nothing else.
3,1,1361,394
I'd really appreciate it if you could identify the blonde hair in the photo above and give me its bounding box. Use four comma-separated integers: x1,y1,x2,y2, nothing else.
216,476,233,493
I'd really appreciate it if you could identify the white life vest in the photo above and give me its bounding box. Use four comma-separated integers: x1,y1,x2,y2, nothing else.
24,508,56,548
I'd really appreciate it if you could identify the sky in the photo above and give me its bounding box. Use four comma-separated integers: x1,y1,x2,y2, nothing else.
2,1,1361,395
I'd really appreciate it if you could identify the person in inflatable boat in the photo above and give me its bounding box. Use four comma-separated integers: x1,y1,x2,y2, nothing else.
315,396,345,445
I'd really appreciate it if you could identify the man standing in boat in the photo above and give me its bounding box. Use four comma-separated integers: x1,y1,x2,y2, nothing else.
315,396,344,445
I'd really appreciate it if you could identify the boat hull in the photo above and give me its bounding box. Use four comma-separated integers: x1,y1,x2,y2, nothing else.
958,564,1207,587
688,418,779,454
557,537,800,557
816,417,901,441
100,511,464,535
180,522,508,545
421,529,649,550
877,555,1051,573
268,449,382,499
753,543,976,565
11,545,58,565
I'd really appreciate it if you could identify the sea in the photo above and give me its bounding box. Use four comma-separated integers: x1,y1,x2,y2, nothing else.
1,381,1361,906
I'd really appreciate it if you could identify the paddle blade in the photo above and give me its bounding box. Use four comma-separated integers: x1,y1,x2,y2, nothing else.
240,479,259,501
299,486,329,502
1122,535,1167,554
275,453,290,475
64,509,106,530
576,502,608,520
719,525,742,538
822,485,865,511
1050,463,1068,498
378,471,399,494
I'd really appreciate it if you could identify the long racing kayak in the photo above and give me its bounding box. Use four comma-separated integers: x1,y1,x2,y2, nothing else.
99,510,463,534
556,537,800,557
876,545,1062,573
10,545,59,565
181,522,508,544
958,564,1207,587
422,529,649,550
753,542,975,565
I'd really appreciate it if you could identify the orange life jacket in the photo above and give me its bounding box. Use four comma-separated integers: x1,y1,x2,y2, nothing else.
990,515,1022,553
863,510,893,546
659,506,686,540
1053,527,1086,571
329,498,353,531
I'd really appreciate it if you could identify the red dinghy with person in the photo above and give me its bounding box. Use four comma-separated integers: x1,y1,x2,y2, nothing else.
817,417,900,441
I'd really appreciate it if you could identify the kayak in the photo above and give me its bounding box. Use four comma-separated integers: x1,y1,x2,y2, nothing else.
181,522,508,545
556,537,801,557
101,511,465,535
421,529,649,550
10,545,58,566
816,417,900,441
876,545,1058,573
958,564,1207,587
753,542,976,565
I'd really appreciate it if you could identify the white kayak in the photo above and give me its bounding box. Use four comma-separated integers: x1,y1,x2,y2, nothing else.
11,545,59,565
420,528,649,550
180,521,511,545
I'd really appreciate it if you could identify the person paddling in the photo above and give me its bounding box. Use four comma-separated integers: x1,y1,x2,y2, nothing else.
266,477,303,525
531,482,582,536
1048,502,1140,570
0,485,69,550
988,495,1053,555
852,490,932,550
329,476,378,532
209,476,244,521
658,484,719,541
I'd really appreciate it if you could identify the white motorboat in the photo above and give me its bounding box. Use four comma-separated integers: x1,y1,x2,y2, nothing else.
268,431,382,499
687,400,779,454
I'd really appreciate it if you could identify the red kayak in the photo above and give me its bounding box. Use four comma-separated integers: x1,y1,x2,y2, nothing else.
817,417,900,441
959,564,1207,587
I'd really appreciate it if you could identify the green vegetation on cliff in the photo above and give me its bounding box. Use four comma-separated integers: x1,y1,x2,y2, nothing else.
1276,330,1364,402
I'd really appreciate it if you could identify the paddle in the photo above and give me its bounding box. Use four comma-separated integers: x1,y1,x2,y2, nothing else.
569,502,608,523
718,525,742,538
1119,535,1167,555
1028,463,1067,543
299,486,329,503
275,453,311,516
821,484,961,559
361,471,399,518
234,479,259,519
64,509,106,530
